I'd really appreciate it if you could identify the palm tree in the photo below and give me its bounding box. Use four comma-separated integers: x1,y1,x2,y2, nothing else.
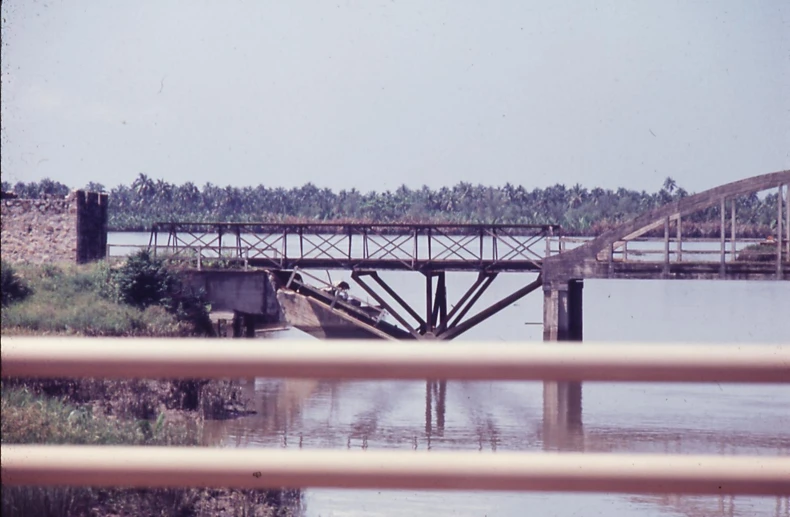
132,173,155,199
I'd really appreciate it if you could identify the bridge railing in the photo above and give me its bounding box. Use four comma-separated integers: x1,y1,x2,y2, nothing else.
544,236,780,263
574,181,789,278
2,338,789,495
137,222,560,270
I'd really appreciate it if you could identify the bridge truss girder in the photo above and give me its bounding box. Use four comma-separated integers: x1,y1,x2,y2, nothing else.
351,270,543,341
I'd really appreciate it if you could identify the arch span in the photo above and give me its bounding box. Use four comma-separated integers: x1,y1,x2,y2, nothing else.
543,170,790,285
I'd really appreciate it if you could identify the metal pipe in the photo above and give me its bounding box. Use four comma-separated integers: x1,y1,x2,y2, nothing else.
2,338,788,383
3,446,788,495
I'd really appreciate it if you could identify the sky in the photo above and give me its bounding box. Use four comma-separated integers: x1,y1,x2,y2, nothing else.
1,0,788,193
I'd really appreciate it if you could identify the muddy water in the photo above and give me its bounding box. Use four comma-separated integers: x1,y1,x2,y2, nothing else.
200,275,790,517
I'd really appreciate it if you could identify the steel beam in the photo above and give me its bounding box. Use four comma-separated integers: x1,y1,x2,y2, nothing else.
351,272,422,339
440,275,543,340
438,272,488,332
368,271,426,328
446,273,498,329
430,272,447,329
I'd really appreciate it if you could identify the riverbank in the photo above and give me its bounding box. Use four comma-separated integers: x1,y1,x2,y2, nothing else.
1,259,300,516
1,385,300,517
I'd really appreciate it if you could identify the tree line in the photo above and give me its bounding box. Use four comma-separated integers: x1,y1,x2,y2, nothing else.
2,175,782,237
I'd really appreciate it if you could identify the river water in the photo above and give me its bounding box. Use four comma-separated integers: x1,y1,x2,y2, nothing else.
109,233,790,516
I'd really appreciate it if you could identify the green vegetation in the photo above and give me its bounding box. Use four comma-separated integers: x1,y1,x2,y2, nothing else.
0,254,211,336
736,242,786,262
0,254,299,515
1,261,186,336
1,261,31,307
1,386,300,517
112,250,214,334
1,384,188,445
3,175,782,236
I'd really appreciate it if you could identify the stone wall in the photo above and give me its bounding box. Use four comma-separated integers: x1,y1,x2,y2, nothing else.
1,190,108,264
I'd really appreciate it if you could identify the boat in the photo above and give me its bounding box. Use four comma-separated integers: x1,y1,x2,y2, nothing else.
269,270,413,340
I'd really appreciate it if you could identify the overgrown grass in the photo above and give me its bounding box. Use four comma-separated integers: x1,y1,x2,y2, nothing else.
1,386,301,517
0,262,188,336
4,377,243,420
0,260,296,515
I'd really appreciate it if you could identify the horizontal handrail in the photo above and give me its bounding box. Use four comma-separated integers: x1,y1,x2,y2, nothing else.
2,446,788,495
152,222,560,231
2,338,788,383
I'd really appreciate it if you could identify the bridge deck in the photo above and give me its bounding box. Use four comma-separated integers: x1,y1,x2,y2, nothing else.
587,261,789,281
105,220,788,278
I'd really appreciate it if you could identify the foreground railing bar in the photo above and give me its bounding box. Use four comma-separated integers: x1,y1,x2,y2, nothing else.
2,339,788,383
2,447,787,495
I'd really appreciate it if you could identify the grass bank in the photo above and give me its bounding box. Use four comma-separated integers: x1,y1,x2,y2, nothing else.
1,259,298,516
1,260,196,336
1,386,301,517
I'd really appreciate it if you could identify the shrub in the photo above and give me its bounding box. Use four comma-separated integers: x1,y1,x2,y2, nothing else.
113,250,175,308
1,261,31,306
112,251,213,335
1,262,189,337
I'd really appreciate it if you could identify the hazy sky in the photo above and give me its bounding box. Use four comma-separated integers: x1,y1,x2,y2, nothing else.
1,0,788,193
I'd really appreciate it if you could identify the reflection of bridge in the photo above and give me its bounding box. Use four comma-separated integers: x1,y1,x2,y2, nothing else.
130,170,789,341
203,377,790,517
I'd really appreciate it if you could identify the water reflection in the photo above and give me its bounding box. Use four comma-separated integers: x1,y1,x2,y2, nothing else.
204,378,790,455
202,377,789,517
542,381,583,451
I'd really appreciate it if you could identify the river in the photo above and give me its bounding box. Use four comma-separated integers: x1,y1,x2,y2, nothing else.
109,233,790,516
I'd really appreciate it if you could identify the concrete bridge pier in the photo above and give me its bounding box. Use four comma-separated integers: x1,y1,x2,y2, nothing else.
542,279,583,341
542,279,584,450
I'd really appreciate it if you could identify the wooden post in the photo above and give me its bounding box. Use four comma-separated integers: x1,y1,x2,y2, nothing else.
282,228,288,268
607,242,614,277
786,184,790,259
730,200,736,262
676,215,682,262
778,185,784,279
663,216,670,275
720,197,726,278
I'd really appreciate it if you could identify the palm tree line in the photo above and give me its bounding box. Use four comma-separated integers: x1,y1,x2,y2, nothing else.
2,175,781,237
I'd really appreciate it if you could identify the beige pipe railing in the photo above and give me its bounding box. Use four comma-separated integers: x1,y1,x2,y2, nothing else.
2,338,788,383
3,338,788,495
3,446,788,495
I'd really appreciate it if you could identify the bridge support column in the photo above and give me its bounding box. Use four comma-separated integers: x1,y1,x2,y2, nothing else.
542,280,583,341
542,279,584,451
